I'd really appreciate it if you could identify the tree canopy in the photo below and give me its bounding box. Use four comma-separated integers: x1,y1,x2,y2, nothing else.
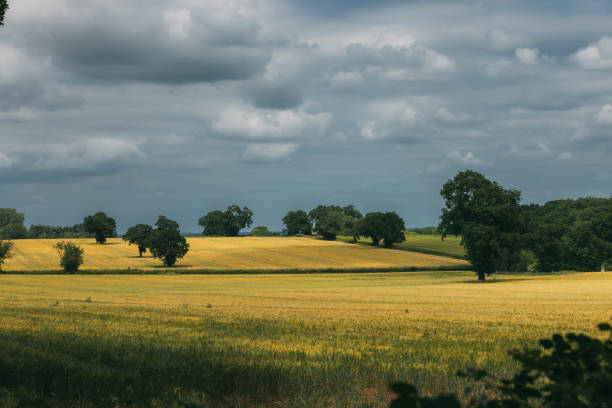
360,212,406,248
198,205,253,236
83,212,117,244
0,0,8,26
439,170,521,280
123,224,153,257
0,240,14,272
54,241,84,273
282,210,312,235
0,208,26,239
148,215,189,267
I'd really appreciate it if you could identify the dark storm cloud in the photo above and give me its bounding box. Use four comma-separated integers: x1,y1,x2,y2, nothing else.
1,0,612,231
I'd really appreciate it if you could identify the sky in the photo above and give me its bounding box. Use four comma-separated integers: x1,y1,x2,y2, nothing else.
1,0,612,233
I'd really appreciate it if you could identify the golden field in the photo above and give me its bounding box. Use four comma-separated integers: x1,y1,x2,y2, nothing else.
2,236,467,272
1,271,611,406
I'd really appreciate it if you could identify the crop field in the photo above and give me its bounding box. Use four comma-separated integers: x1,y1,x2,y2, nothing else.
339,234,465,259
1,271,611,407
2,237,467,273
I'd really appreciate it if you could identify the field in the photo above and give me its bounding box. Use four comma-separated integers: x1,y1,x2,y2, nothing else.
2,237,467,273
340,235,466,259
1,271,611,407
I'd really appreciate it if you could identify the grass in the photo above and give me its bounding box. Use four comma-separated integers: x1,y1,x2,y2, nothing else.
2,237,467,273
1,271,611,407
339,234,466,259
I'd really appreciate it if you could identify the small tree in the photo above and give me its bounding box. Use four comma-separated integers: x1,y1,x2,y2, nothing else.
55,241,84,273
250,226,276,236
123,224,153,257
148,215,189,267
83,212,117,244
198,205,253,236
360,212,406,248
317,210,343,240
0,240,14,272
0,0,8,26
282,210,312,235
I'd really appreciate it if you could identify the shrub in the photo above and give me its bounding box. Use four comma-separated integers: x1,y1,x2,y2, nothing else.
0,240,14,272
54,241,84,273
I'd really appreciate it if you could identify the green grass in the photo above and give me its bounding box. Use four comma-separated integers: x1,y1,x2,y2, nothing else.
1,271,611,407
339,234,466,259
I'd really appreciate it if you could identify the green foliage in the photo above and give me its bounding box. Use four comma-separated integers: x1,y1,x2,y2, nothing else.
310,207,344,240
83,212,117,244
391,320,612,408
0,223,27,239
122,224,153,257
408,226,440,235
0,208,26,239
27,223,90,239
520,197,612,272
250,226,277,236
198,205,253,236
54,241,84,273
0,240,14,272
360,212,406,248
148,216,189,267
309,205,363,241
282,210,312,235
0,0,7,26
439,170,521,280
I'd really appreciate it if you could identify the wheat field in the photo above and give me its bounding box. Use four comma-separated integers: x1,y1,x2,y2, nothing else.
1,271,611,407
2,237,467,272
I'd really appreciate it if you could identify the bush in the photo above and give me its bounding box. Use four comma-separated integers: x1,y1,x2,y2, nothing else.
54,241,84,273
0,240,14,272
389,319,612,407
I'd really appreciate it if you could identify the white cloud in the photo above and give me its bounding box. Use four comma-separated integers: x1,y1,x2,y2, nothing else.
486,29,530,51
212,106,331,141
361,102,425,141
571,36,612,69
0,152,15,168
446,150,486,166
164,9,192,40
557,152,573,160
433,108,474,124
596,104,612,124
515,48,539,65
330,71,364,89
242,143,298,163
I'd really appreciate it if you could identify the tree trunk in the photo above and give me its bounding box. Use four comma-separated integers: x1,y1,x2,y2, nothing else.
477,271,486,281
602,263,606,273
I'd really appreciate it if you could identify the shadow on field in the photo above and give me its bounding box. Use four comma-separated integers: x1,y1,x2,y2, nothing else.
0,328,285,407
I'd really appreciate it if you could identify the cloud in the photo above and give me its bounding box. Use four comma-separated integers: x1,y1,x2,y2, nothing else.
13,0,272,83
212,105,331,141
0,152,15,168
241,80,304,109
486,29,530,51
345,41,455,81
360,102,426,142
557,152,573,160
446,151,486,166
433,108,475,124
330,71,364,90
515,48,539,65
242,143,299,163
596,104,612,124
570,36,612,69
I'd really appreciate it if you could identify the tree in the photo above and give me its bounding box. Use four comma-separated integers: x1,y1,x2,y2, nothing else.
83,212,117,244
0,240,14,272
360,212,406,248
198,205,253,236
316,210,343,240
54,241,84,273
123,224,153,257
282,210,312,235
341,205,363,242
0,223,27,239
250,226,276,236
0,0,8,26
439,170,521,281
148,215,189,267
0,208,26,239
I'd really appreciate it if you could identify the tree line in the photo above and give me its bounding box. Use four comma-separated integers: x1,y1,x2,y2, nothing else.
439,170,612,280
